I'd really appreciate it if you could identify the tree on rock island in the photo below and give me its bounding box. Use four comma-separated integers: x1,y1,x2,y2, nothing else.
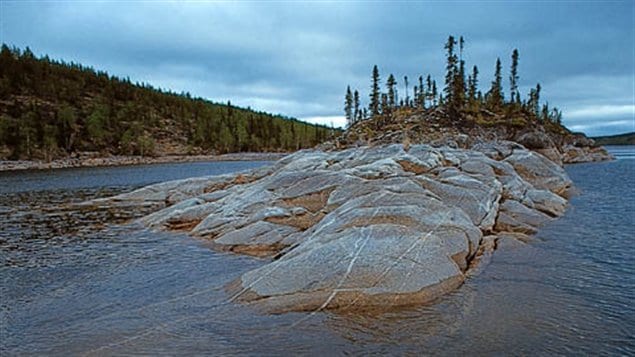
342,36,565,130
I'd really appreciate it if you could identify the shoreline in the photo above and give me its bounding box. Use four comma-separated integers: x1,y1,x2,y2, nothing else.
0,152,288,172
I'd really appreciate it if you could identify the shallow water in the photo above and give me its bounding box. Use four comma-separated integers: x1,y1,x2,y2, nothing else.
1,150,634,355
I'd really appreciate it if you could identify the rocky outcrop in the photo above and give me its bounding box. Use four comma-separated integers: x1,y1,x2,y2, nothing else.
325,109,613,164
515,130,613,164
94,142,572,313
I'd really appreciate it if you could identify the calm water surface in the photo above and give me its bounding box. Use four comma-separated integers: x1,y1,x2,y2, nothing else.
1,150,634,355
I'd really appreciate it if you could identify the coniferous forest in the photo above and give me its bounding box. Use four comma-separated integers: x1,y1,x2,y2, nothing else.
0,45,335,160
344,36,564,132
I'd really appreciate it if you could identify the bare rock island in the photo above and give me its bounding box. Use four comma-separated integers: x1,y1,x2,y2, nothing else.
75,36,616,314
92,140,582,313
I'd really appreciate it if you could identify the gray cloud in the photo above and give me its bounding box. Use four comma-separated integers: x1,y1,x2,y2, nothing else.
1,1,633,136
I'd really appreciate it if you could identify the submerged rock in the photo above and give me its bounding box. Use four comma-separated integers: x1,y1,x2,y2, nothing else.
95,142,573,313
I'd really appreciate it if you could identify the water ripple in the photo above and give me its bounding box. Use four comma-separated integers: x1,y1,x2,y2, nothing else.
1,154,634,355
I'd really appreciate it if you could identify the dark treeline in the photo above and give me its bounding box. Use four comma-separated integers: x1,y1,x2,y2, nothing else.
345,35,563,130
0,44,335,160
591,132,635,146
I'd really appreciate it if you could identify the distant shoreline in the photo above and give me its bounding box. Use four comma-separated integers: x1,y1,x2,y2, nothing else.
591,132,635,146
0,152,288,172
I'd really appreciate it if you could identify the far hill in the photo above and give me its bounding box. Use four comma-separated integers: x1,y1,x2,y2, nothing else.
0,45,336,160
592,132,635,146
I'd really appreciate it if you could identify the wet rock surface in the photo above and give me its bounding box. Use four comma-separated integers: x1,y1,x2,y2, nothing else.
93,143,572,313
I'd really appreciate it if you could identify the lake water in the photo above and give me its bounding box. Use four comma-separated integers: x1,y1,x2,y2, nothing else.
1,149,634,355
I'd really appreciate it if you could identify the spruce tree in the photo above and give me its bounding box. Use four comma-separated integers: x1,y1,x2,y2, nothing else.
551,108,562,125
487,58,504,109
344,86,353,126
454,57,466,110
432,80,438,106
386,74,397,108
541,102,550,123
404,75,409,107
413,86,419,108
369,65,381,116
533,83,541,116
444,35,465,115
353,90,360,122
418,75,425,108
509,49,520,103
426,75,432,107
381,93,389,115
455,36,466,105
468,65,479,101
527,88,536,117
443,36,458,105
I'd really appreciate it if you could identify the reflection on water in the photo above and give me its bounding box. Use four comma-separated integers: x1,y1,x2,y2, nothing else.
1,151,634,355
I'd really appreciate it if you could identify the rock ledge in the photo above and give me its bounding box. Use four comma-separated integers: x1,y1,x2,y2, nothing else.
94,142,572,313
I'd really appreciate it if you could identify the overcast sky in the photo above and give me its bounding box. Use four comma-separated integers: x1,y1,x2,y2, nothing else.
1,1,633,136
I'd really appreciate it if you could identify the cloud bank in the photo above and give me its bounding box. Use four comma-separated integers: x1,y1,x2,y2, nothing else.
1,1,633,136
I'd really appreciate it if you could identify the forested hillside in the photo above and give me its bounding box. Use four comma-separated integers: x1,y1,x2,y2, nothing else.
0,45,335,160
592,132,635,146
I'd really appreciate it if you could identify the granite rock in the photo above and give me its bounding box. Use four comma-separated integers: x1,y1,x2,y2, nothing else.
94,143,573,313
